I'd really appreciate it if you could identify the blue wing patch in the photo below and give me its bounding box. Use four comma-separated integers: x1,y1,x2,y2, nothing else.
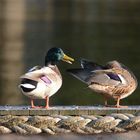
107,73,121,82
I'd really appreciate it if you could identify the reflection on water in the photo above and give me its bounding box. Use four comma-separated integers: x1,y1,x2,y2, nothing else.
0,0,140,105
0,132,140,140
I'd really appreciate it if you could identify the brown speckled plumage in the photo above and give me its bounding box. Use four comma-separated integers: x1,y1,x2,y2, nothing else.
67,59,137,108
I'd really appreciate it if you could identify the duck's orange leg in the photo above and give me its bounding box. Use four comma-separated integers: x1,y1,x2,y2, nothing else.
31,99,43,108
114,98,128,108
31,99,36,108
104,98,112,107
45,96,49,109
104,98,128,108
104,99,108,106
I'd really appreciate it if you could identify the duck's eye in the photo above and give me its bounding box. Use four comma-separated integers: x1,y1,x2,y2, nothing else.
56,50,62,54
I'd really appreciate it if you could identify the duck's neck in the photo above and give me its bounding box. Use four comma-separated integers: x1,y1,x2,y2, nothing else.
45,61,61,76
45,60,58,66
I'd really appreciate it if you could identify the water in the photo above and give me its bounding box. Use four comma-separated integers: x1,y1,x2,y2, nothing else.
0,0,140,106
0,132,140,140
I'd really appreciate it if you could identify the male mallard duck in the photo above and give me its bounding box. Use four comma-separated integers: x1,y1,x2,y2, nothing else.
19,48,74,109
67,59,137,108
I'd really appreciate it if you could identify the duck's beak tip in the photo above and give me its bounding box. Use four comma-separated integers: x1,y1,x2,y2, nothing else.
62,54,74,64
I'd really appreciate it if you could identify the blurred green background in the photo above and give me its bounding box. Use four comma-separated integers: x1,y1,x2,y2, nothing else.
0,0,140,106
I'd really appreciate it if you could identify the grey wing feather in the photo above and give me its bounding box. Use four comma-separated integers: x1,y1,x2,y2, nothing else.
67,68,92,84
86,72,121,86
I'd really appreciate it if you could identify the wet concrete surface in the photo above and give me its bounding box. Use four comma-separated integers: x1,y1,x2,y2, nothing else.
0,105,140,115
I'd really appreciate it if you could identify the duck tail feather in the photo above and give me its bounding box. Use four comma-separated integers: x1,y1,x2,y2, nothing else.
80,58,103,70
67,68,91,84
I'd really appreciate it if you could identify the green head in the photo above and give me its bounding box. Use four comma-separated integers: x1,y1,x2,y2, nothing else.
45,47,74,66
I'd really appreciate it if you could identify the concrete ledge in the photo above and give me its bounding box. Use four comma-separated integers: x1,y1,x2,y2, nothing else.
0,106,140,116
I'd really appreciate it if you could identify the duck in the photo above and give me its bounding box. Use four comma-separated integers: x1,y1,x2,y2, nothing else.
19,47,74,109
67,59,137,108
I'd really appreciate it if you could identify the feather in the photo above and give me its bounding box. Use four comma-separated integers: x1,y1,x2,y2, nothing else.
81,59,103,70
40,76,52,85
28,66,42,72
107,73,121,82
67,68,91,84
20,84,35,89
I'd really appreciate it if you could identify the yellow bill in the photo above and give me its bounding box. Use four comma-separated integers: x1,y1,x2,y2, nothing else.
62,54,74,64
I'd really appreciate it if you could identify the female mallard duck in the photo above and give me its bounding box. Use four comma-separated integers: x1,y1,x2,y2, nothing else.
19,48,74,109
67,59,137,108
